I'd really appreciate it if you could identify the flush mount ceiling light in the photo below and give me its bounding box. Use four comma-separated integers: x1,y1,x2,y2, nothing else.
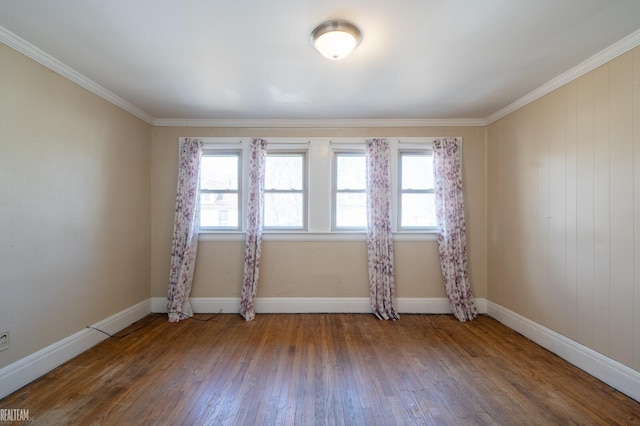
311,20,362,60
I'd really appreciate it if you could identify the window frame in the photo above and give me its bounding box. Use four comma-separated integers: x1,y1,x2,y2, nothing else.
397,148,437,231
331,149,367,231
263,149,309,231
199,148,242,232
193,137,442,241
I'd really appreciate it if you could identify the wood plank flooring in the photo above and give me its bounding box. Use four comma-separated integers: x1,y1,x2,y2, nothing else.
1,314,639,425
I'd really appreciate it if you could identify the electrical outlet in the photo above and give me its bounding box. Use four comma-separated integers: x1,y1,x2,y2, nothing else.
0,331,9,351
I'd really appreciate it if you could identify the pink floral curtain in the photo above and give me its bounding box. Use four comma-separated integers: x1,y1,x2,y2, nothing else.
433,137,478,322
366,138,399,320
167,138,203,322
239,138,268,321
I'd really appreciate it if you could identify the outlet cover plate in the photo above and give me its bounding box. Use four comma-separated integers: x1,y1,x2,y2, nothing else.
0,331,9,351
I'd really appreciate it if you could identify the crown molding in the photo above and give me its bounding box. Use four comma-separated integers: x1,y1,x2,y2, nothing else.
0,25,154,124
152,118,487,128
486,27,640,125
4,22,640,129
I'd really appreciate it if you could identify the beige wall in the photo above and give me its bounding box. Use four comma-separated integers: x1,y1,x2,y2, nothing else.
3,21,638,390
487,47,640,371
0,44,152,367
151,126,486,301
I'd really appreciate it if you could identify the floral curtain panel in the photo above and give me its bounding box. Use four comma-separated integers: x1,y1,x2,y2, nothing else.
239,138,268,321
366,138,399,320
167,138,203,322
433,137,478,322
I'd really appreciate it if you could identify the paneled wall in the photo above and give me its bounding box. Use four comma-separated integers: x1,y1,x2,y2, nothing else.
487,47,640,371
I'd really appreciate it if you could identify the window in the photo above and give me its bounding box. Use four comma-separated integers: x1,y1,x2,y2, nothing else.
333,151,367,229
196,137,440,239
398,150,436,229
199,150,241,230
264,151,307,229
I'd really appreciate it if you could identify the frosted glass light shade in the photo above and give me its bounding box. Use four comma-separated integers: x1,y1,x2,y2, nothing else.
311,21,361,60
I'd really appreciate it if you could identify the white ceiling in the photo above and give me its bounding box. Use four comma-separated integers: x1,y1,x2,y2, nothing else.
1,1,640,124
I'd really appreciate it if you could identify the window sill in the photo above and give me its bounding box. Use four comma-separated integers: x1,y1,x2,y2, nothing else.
198,231,438,242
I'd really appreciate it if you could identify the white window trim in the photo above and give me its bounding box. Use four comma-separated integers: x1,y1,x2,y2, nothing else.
193,137,444,242
198,232,438,242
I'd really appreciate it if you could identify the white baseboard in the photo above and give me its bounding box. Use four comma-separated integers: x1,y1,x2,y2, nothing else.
487,301,640,402
152,297,240,314
0,299,151,400
151,296,488,315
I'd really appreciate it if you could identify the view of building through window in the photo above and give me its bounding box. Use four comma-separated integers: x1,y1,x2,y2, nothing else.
200,152,240,229
334,153,367,228
264,153,305,228
197,140,436,233
399,152,436,228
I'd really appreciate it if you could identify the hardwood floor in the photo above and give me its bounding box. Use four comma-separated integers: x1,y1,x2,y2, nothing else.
1,314,639,425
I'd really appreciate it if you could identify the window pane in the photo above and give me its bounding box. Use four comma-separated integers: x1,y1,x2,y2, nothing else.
336,154,365,190
200,193,238,228
201,155,238,190
401,154,433,189
264,193,303,228
265,155,303,190
401,193,436,227
336,193,367,228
